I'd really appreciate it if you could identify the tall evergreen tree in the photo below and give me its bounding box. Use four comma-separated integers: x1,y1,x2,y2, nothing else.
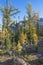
26,3,39,45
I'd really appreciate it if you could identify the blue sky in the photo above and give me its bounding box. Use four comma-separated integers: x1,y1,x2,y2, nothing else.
0,0,43,24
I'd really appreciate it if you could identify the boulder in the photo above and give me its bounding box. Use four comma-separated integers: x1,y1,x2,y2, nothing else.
39,57,43,64
0,58,14,65
14,55,28,65
37,38,43,54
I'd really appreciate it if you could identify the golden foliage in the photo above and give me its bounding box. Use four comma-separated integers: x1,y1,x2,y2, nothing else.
0,49,6,54
30,23,38,45
32,33,38,45
19,33,27,44
32,11,39,21
17,41,22,54
0,28,8,42
12,45,17,51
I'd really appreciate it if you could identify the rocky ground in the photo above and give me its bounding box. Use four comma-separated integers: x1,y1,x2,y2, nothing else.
0,38,43,65
0,54,43,65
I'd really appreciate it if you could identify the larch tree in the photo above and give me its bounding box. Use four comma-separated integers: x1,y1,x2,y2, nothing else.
26,3,33,44
0,2,19,50
0,3,19,30
26,3,39,45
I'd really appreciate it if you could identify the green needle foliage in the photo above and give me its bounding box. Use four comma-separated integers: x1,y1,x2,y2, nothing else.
0,3,19,51
0,3,19,29
26,3,39,45
6,34,11,50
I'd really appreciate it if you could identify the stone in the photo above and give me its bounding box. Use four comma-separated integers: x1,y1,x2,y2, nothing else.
14,56,28,65
39,57,43,63
0,58,14,65
37,38,43,54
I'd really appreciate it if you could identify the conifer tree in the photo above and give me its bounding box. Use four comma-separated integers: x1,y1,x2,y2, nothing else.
26,3,39,45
